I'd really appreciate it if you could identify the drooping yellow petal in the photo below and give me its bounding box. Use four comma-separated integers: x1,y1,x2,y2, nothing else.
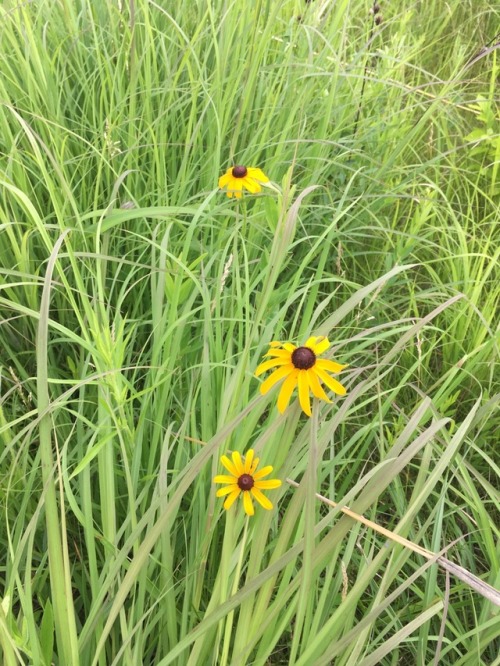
218,171,232,187
309,336,330,356
214,474,238,484
253,465,274,480
216,484,239,497
254,479,282,490
255,357,290,377
251,487,273,510
226,179,243,198
259,364,294,395
315,367,347,396
231,450,244,476
243,491,255,516
221,455,239,476
264,349,291,359
315,358,348,374
244,449,254,473
223,488,241,510
247,167,269,183
277,369,299,413
242,177,261,194
308,369,332,402
297,370,312,416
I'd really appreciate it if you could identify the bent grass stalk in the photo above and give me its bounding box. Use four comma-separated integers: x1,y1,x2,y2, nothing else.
285,478,500,607
37,231,79,664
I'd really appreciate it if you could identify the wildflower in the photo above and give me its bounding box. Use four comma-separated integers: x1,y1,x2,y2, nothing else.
214,449,282,516
218,165,269,198
255,336,347,417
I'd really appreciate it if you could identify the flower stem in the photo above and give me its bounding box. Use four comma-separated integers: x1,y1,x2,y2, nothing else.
240,197,248,237
352,0,380,138
289,403,318,664
220,516,250,666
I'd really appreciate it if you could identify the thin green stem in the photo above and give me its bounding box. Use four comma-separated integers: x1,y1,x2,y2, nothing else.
220,516,250,666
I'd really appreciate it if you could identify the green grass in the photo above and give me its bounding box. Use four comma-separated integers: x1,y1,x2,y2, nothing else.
0,1,499,664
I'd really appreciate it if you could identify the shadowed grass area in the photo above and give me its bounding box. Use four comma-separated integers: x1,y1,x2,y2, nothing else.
0,1,499,664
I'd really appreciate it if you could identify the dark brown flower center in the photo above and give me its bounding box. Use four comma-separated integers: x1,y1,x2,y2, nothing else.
231,165,248,178
291,346,316,370
237,473,254,491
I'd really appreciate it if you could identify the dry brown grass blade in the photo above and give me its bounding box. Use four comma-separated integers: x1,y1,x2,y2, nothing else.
286,478,500,607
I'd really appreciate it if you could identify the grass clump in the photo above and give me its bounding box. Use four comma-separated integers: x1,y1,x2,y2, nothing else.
0,1,499,664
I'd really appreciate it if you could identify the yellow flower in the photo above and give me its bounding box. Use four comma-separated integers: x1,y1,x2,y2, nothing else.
218,165,269,198
255,336,347,417
214,449,282,516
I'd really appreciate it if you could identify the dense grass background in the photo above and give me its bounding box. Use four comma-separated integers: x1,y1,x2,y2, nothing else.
1,0,499,664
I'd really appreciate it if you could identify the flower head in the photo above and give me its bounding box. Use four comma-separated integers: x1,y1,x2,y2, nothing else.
255,336,347,417
214,449,281,516
218,166,269,198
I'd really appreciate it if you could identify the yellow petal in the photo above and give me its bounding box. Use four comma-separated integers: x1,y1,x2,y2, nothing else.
310,336,330,356
226,179,243,197
243,491,255,516
221,455,238,476
218,172,232,187
255,479,282,490
223,488,241,509
244,449,254,473
250,457,260,474
297,370,311,416
255,357,291,377
259,364,294,395
264,349,291,359
304,336,318,348
308,369,332,402
276,369,299,413
315,358,347,374
315,367,347,396
253,465,274,480
282,342,296,353
251,487,273,510
242,177,261,194
231,451,244,476
247,167,269,183
216,484,239,497
214,475,238,484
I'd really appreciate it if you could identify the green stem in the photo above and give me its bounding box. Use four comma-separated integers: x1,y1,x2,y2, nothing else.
289,403,318,664
220,516,250,666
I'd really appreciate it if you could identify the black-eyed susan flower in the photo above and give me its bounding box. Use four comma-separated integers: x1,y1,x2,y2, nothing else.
218,165,269,198
214,449,281,516
255,336,347,417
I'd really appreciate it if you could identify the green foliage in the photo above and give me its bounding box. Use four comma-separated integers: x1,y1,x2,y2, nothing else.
466,93,500,195
0,1,499,665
